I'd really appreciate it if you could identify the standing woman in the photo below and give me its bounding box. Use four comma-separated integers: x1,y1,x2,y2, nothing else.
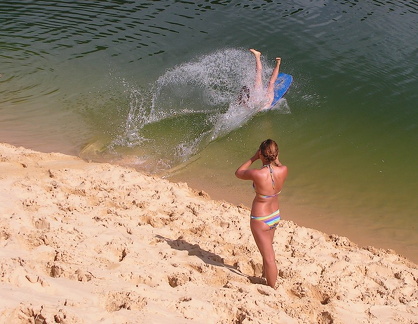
235,139,288,288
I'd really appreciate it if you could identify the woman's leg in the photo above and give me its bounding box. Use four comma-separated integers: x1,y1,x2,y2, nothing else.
250,219,277,288
265,57,281,106
250,49,263,93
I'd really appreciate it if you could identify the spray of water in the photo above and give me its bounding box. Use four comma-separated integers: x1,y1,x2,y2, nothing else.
103,48,290,172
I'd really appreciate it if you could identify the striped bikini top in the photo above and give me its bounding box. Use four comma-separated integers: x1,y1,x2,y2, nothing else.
253,164,281,199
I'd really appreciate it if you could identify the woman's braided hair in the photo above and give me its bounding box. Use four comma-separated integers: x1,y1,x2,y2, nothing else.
259,139,278,163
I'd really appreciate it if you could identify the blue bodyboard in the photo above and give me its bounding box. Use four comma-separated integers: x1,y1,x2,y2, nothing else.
270,72,293,108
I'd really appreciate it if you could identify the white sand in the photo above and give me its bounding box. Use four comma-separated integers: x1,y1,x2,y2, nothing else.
0,143,417,323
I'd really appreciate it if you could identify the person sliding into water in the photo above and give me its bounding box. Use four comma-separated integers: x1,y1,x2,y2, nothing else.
237,49,281,110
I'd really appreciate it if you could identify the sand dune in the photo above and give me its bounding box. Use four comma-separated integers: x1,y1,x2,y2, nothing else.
0,143,417,323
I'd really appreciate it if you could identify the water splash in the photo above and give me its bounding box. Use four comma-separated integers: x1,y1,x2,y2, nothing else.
119,81,151,146
92,48,290,172
150,48,256,119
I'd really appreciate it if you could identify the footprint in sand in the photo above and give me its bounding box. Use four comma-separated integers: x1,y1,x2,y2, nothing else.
104,291,147,312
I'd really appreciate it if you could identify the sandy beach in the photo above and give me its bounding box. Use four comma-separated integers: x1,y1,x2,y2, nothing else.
0,142,417,323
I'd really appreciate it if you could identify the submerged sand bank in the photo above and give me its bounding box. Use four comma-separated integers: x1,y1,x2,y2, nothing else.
0,143,417,323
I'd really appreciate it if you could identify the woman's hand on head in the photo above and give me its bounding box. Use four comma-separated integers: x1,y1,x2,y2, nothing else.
235,149,260,180
251,150,261,162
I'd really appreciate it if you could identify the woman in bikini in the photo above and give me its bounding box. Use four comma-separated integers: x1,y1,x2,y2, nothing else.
235,139,288,288
237,49,281,110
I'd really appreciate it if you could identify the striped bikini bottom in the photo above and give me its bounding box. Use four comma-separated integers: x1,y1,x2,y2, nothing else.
250,209,281,229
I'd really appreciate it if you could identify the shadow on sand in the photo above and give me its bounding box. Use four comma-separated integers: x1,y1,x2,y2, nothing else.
156,235,265,285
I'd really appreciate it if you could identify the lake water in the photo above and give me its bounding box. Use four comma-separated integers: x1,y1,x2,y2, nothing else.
1,0,417,263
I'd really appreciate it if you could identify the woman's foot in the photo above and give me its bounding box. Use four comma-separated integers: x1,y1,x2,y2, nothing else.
250,48,261,58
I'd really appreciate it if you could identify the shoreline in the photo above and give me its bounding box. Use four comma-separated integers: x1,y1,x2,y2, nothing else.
0,142,417,323
166,159,418,265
